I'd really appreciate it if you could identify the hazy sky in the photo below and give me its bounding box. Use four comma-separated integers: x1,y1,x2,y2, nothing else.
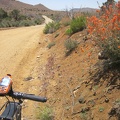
18,0,118,10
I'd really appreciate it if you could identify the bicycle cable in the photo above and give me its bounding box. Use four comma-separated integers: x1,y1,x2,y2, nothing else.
0,99,9,112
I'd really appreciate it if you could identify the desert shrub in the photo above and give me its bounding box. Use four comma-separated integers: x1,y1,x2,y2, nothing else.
64,39,78,55
70,16,86,33
19,20,35,26
0,9,42,28
47,42,56,49
11,21,20,27
0,20,10,27
87,2,120,66
34,18,42,25
43,24,49,34
9,9,20,21
0,19,36,28
65,28,73,36
36,106,54,120
43,21,60,34
66,16,86,35
0,8,8,19
103,36,120,62
0,19,19,27
49,13,63,22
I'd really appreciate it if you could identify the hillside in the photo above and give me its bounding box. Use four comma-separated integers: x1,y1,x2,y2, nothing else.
36,26,120,120
0,0,52,17
0,0,50,10
71,7,97,13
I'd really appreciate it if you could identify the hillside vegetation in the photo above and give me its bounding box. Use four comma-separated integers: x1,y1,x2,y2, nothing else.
0,8,44,27
0,0,50,15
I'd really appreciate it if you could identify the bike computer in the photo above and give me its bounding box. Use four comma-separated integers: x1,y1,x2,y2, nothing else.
0,75,12,95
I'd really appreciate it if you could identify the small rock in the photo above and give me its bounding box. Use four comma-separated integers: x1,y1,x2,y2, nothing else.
83,36,88,41
37,56,40,58
81,107,90,112
57,65,61,68
58,73,61,76
105,98,109,103
79,34,82,37
93,92,96,96
24,77,33,81
78,97,86,104
98,51,108,60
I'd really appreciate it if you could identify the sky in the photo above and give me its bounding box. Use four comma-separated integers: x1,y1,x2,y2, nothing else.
18,0,118,10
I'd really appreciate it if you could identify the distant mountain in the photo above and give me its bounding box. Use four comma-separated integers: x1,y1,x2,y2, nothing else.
70,7,98,13
0,0,52,18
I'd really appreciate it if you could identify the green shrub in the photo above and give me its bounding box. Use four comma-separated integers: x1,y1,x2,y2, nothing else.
103,36,120,62
9,9,20,21
80,112,88,120
0,19,36,28
43,24,49,34
11,21,19,27
0,19,18,27
0,8,8,19
19,20,35,26
34,18,42,25
65,28,73,36
99,107,104,112
64,39,78,55
47,42,56,49
66,16,86,35
0,8,43,28
43,21,60,34
0,20,9,27
37,106,54,120
71,16,86,33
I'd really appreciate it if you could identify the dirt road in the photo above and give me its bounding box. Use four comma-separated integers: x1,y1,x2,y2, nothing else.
0,15,52,77
0,26,40,73
0,17,52,119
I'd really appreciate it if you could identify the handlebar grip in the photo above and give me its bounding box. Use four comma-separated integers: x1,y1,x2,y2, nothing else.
22,93,47,102
12,92,47,102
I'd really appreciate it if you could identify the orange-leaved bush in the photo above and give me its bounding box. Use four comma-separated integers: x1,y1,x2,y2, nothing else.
87,1,120,63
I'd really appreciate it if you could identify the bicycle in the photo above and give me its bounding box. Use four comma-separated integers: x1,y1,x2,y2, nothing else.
0,75,47,120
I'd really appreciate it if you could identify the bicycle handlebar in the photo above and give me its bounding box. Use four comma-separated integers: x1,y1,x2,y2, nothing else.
9,91,47,102
0,75,47,103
